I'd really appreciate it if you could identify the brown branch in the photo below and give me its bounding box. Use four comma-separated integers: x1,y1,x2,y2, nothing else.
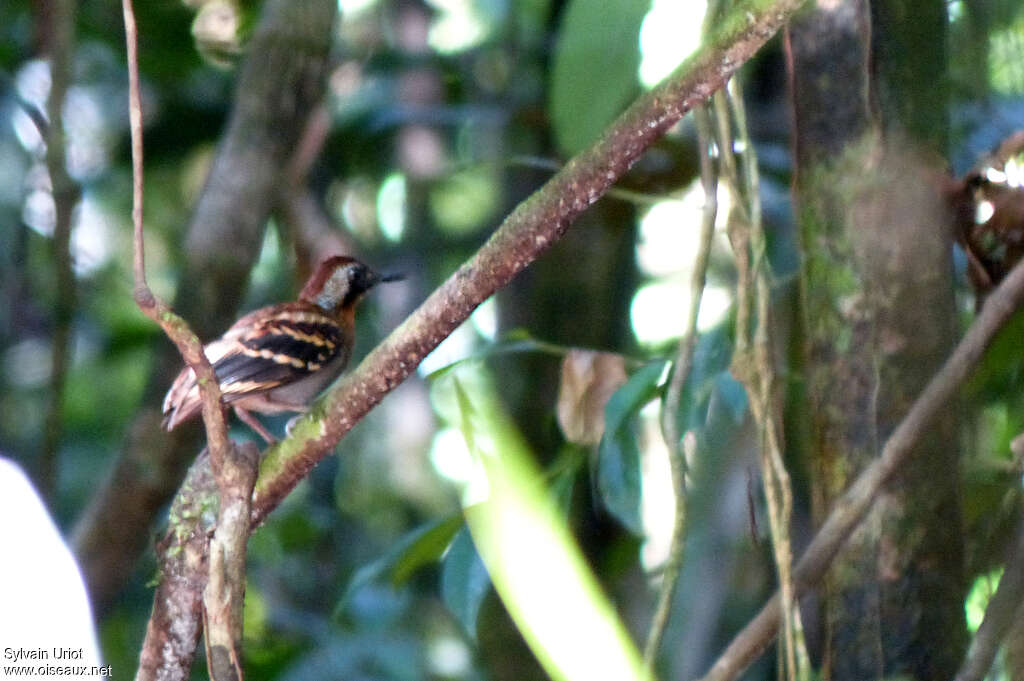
124,2,255,678
696,257,1024,681
39,0,80,502
954,515,1024,681
278,102,357,282
251,0,808,524
135,451,217,681
202,442,259,681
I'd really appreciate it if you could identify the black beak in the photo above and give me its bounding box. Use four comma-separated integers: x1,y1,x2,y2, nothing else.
378,272,405,283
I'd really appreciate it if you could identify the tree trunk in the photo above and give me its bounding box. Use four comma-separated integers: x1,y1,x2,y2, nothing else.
787,0,967,677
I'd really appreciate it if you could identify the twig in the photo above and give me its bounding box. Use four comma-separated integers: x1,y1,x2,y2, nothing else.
124,1,252,679
278,102,356,281
643,104,718,667
249,0,808,525
507,155,672,206
696,256,1024,681
954,515,1024,681
122,0,231,477
729,73,809,680
40,0,80,502
0,71,50,137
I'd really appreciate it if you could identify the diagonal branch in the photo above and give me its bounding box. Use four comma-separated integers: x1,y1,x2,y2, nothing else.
251,0,808,524
134,1,806,676
696,257,1024,681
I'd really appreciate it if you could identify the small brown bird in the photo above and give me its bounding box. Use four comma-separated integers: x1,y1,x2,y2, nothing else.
162,256,400,443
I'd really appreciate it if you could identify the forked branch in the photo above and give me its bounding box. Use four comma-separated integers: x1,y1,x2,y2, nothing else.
124,1,255,679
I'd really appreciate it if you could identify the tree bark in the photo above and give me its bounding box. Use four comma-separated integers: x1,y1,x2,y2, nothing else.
787,0,966,678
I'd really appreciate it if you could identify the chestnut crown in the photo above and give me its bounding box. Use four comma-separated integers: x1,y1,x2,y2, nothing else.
299,256,399,314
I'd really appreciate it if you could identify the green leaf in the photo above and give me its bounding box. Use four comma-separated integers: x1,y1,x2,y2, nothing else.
966,309,1024,401
659,321,735,439
713,371,748,424
549,450,583,517
340,514,464,610
596,360,668,534
441,528,492,641
549,0,651,155
453,377,479,454
448,369,650,680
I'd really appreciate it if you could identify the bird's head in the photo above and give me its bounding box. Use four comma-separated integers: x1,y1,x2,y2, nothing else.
299,256,402,314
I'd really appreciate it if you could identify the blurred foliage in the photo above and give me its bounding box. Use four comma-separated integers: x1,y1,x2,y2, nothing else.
597,359,667,534
549,0,649,155
2,0,1024,679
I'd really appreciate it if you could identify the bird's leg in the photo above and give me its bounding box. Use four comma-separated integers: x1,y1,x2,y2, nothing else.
234,406,278,444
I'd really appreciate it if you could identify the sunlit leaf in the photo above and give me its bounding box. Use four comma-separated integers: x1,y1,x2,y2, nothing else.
449,370,650,681
965,567,1003,632
597,360,667,534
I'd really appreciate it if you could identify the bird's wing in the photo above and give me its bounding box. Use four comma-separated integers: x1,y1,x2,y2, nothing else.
161,304,345,428
214,306,346,396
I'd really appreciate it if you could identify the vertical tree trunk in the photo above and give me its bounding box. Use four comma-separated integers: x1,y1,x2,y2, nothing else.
787,0,966,678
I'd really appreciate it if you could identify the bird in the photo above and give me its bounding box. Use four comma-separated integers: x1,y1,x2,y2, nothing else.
162,255,400,443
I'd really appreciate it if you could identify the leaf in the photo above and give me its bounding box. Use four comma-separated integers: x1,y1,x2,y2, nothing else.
447,369,649,680
549,0,651,155
441,527,492,641
557,350,629,445
596,360,668,534
966,309,1024,400
537,445,586,518
340,514,464,610
277,633,421,681
448,372,647,679
713,371,748,423
662,321,735,437
453,377,478,455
